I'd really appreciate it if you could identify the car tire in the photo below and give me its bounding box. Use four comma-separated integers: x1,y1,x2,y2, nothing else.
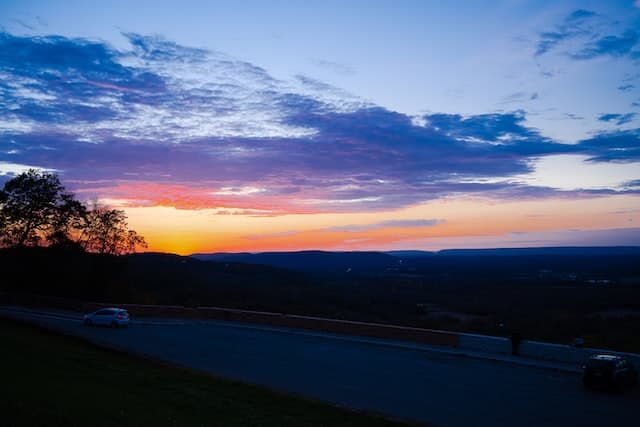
84,318,92,327
110,320,118,328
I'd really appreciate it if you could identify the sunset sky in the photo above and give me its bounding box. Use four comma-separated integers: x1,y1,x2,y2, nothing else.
1,0,640,255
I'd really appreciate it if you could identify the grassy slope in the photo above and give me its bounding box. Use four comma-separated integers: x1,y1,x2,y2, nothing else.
0,318,411,427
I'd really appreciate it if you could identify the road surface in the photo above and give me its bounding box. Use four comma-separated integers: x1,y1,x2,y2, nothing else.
1,306,637,427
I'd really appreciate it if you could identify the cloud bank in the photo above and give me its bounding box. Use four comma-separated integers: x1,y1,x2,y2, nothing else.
1,31,639,215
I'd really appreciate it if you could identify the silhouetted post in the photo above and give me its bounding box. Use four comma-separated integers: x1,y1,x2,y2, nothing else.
510,331,523,356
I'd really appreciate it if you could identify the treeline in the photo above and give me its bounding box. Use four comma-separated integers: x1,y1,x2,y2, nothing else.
0,169,146,254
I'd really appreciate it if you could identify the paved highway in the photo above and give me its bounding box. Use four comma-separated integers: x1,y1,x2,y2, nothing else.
2,307,637,427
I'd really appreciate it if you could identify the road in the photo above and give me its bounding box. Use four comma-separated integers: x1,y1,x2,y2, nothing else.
2,306,638,427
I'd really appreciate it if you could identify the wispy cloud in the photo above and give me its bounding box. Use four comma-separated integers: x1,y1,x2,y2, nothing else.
213,208,285,217
10,19,35,31
245,230,299,240
598,112,637,125
534,9,597,57
534,9,640,61
571,31,640,60
310,59,355,75
500,92,539,104
0,32,317,141
622,180,640,189
323,219,445,232
563,113,585,120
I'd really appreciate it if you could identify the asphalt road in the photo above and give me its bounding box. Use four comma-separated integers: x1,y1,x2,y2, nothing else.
2,307,638,427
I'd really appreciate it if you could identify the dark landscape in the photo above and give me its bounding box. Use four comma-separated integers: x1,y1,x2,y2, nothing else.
4,245,640,353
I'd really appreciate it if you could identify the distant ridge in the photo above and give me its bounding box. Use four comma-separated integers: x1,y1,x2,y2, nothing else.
190,250,398,272
385,250,437,257
433,246,640,256
190,246,640,273
194,246,640,260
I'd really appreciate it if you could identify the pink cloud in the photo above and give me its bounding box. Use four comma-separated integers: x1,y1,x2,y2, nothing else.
88,181,313,214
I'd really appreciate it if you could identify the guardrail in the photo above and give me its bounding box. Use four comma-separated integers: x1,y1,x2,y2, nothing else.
3,291,639,367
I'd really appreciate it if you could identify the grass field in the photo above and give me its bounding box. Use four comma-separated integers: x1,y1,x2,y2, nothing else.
0,318,410,427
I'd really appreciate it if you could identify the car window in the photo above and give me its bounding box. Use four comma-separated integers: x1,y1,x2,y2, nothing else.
97,310,114,315
587,358,616,368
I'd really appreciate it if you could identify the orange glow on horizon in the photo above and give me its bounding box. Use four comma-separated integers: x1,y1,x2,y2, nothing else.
124,194,640,255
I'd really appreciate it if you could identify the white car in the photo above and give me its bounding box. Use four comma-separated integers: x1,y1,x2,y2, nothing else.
83,308,130,328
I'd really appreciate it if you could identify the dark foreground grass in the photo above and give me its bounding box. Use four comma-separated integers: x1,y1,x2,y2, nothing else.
0,318,411,427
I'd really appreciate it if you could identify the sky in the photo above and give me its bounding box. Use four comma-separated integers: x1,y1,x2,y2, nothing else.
1,0,640,255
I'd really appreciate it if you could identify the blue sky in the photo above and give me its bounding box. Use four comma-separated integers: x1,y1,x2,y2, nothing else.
1,1,639,253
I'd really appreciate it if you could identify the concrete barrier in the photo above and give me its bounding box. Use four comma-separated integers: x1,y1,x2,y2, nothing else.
459,333,511,355
458,331,640,368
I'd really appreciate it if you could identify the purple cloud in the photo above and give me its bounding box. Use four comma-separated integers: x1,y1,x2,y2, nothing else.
1,31,639,214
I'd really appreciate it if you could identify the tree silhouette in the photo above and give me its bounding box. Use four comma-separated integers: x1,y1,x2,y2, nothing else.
79,202,147,255
0,169,147,254
0,169,83,247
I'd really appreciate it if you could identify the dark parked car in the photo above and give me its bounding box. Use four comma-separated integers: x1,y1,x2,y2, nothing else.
582,354,638,390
